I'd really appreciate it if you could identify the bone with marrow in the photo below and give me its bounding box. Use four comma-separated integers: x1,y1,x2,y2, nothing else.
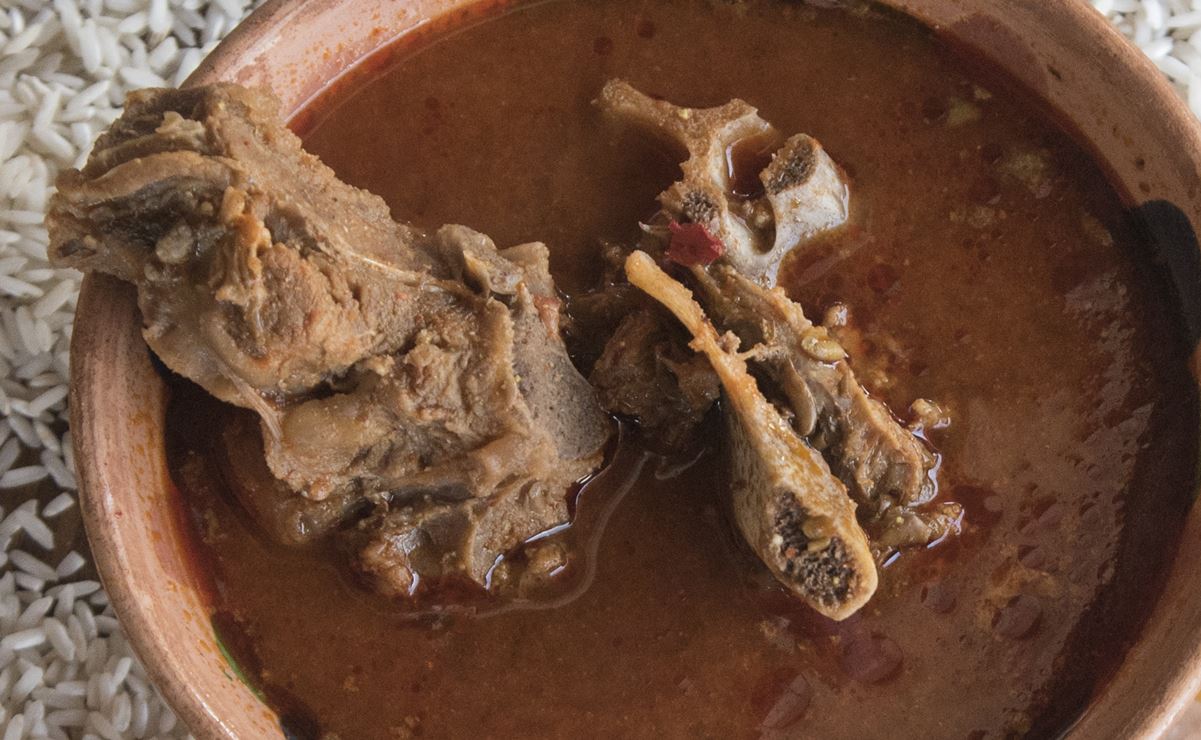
592,81,954,573
625,251,877,620
597,79,850,284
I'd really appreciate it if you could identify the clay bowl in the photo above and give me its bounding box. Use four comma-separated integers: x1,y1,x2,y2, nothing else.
68,0,1201,737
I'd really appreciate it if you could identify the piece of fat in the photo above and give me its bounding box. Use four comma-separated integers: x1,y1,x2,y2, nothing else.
625,250,877,620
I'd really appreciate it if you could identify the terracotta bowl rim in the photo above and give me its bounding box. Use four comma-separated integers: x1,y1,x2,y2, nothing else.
69,1,1201,738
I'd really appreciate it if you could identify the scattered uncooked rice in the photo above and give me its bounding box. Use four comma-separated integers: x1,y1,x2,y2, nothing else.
0,0,1196,737
1093,0,1201,116
0,0,256,736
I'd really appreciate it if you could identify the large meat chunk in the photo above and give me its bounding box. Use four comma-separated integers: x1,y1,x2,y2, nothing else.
625,251,877,620
50,86,441,409
47,84,611,594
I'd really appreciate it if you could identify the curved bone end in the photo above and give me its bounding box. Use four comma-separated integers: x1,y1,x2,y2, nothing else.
767,495,877,621
596,78,658,121
761,134,850,262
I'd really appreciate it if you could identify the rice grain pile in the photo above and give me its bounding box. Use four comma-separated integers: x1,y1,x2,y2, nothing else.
1093,0,1201,115
0,0,1198,738
0,1,254,737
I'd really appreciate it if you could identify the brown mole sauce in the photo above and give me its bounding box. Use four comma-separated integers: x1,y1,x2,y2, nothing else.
166,1,1198,737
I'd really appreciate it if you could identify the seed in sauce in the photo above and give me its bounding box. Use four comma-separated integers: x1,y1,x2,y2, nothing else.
840,633,904,684
593,35,614,55
920,95,948,123
866,262,899,294
993,594,1043,639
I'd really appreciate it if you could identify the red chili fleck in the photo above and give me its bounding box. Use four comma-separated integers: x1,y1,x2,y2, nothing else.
666,221,725,266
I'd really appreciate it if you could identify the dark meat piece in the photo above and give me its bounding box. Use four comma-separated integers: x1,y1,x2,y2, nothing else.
590,309,719,449
625,251,876,620
47,84,611,594
570,237,722,447
217,410,364,546
351,472,572,595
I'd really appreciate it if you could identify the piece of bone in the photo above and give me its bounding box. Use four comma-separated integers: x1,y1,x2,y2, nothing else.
598,79,849,284
625,250,877,620
689,265,936,508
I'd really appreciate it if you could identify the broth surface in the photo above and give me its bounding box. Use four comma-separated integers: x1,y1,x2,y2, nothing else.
168,1,1198,737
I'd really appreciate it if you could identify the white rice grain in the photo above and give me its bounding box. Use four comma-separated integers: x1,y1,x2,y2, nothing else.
10,554,55,584
12,573,44,594
4,416,35,449
0,467,48,489
10,664,43,705
41,619,73,663
0,440,19,478
45,707,85,727
15,595,53,628
26,386,66,417
41,495,73,519
0,630,45,653
147,0,169,36
2,713,23,740
12,512,52,552
68,582,98,600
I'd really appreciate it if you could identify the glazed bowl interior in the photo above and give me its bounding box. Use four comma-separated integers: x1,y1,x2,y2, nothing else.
69,1,1201,738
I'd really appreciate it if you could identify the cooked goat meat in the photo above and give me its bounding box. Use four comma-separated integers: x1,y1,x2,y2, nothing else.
597,79,849,284
217,410,366,546
50,86,444,410
689,265,936,508
587,81,945,551
590,309,720,449
350,463,576,595
262,277,531,499
625,251,876,620
501,239,612,464
47,84,610,593
263,230,608,505
570,241,720,448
